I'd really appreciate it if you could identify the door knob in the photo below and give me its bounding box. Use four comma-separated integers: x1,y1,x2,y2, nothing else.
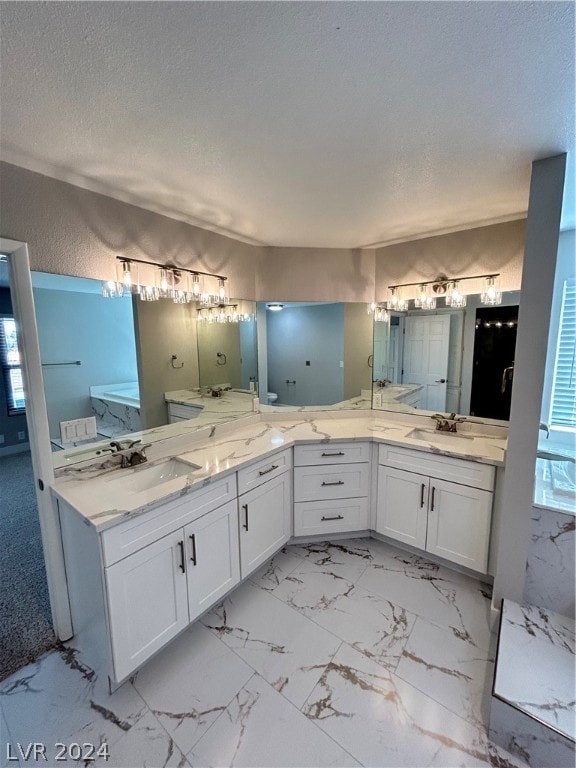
435,379,446,383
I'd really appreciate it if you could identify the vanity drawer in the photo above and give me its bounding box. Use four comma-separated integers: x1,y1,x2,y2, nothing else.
101,473,238,566
237,449,292,495
378,443,494,491
294,498,369,537
167,403,203,421
294,441,371,466
294,463,370,502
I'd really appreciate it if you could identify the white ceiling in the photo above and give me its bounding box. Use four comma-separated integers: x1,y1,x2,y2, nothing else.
1,1,574,248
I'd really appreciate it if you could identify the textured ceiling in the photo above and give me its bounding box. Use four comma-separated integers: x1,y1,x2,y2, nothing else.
1,1,574,248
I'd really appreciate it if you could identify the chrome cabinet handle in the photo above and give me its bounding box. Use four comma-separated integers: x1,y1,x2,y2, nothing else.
177,540,186,573
242,503,249,531
430,486,436,511
420,483,426,508
321,480,345,486
321,451,345,457
189,534,197,566
321,515,344,521
258,464,278,476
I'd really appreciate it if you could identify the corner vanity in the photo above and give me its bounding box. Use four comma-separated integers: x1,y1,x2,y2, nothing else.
52,412,507,687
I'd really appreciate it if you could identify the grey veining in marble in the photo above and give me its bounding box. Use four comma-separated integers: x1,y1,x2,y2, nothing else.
1,540,525,768
524,507,575,619
91,396,142,434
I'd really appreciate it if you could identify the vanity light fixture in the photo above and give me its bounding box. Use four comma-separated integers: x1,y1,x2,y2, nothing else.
387,272,501,310
267,303,284,311
374,305,390,323
101,257,229,306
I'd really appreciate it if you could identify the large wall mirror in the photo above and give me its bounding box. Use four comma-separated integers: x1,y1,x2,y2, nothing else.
372,291,521,423
256,301,373,410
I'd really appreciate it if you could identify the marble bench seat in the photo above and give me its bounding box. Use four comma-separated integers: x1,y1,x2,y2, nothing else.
489,599,575,767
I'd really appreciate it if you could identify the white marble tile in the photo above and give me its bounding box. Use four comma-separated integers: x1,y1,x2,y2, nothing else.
93,709,190,767
132,622,254,756
490,696,575,768
302,642,523,768
358,541,493,651
286,539,374,582
272,567,416,671
0,645,147,761
0,704,20,768
395,616,494,727
524,507,575,619
494,601,575,740
189,672,360,768
201,581,341,708
248,546,304,592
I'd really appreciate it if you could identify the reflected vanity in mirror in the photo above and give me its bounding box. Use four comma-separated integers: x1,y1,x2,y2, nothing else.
257,301,373,410
372,290,520,423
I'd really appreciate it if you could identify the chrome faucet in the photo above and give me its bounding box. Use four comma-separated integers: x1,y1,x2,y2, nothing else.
120,443,152,468
431,413,467,433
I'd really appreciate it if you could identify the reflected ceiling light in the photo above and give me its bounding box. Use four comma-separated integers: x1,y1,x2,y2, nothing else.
267,303,284,311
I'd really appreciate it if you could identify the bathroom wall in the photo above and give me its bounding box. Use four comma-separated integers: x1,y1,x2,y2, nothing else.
0,287,29,452
375,220,525,296
343,302,373,399
33,287,137,438
133,299,200,429
266,304,344,405
0,162,260,299
197,322,242,389
524,508,575,618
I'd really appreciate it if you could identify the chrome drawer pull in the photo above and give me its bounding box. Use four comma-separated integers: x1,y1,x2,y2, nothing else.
321,480,345,486
258,464,279,476
321,451,345,457
321,515,344,521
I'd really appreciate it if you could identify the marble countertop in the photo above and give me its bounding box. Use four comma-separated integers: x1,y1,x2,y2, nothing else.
51,412,507,533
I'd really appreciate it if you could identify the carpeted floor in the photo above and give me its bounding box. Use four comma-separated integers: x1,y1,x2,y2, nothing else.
0,452,56,680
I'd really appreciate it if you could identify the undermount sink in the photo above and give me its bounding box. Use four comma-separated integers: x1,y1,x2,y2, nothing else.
104,457,201,493
407,428,474,444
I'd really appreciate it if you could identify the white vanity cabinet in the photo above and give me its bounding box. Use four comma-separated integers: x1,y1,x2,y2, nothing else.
167,402,203,423
293,442,371,536
59,474,240,683
237,450,292,577
376,444,494,573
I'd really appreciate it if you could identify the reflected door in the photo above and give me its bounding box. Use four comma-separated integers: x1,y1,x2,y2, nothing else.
402,315,450,411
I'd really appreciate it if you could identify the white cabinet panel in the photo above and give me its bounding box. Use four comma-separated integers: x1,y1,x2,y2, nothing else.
106,529,189,682
237,449,292,495
238,472,291,577
294,442,371,466
376,466,428,549
426,479,492,572
294,497,369,537
294,464,370,502
185,500,240,621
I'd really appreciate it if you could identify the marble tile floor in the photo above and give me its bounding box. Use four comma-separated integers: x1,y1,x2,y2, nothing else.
1,538,529,768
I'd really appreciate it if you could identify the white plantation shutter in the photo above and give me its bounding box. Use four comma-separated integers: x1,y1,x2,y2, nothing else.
0,316,26,414
550,278,576,429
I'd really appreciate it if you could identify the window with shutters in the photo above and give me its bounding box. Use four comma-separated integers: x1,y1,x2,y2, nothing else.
0,316,25,415
549,278,576,431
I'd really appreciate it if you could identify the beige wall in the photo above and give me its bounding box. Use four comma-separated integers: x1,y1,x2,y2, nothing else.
197,322,242,389
0,161,259,299
133,300,199,428
343,303,374,399
256,246,376,303
1,162,525,306
375,220,526,299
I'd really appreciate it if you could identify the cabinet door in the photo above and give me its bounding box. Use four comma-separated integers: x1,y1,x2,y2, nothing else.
184,500,240,621
376,466,428,549
238,471,291,577
106,529,189,681
426,479,492,573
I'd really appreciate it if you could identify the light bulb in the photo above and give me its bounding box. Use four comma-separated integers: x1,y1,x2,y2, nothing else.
192,274,201,297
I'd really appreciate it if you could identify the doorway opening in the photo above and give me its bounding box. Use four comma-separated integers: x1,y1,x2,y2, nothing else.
470,305,519,421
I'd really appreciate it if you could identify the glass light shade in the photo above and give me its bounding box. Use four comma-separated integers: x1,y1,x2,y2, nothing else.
101,279,122,298
139,284,158,302
387,287,408,312
156,267,174,298
481,276,502,305
374,306,389,323
446,280,467,308
218,278,228,303
367,302,377,315
414,284,436,310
